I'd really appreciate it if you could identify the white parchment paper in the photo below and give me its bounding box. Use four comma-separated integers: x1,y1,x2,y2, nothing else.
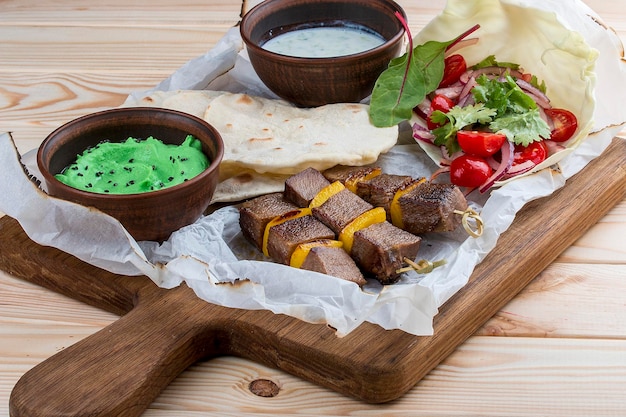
1,0,624,336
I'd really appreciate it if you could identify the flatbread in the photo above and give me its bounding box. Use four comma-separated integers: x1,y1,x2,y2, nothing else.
122,90,398,202
203,92,397,175
125,89,223,119
211,169,287,204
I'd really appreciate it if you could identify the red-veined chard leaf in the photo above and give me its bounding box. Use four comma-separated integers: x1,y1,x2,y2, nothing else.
369,23,480,128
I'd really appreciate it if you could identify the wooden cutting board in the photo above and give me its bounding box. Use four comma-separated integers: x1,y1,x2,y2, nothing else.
2,137,625,417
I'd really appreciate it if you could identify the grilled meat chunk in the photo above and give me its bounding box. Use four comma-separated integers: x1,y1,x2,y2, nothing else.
325,165,469,235
266,216,335,265
356,174,420,220
351,221,422,284
399,182,468,234
323,165,381,189
301,245,367,286
239,191,367,284
239,193,298,249
284,167,330,207
312,188,374,235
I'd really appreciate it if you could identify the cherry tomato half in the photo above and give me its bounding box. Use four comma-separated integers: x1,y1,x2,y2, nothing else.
513,141,549,166
426,94,455,130
457,131,507,158
450,154,493,188
545,108,578,143
439,54,467,88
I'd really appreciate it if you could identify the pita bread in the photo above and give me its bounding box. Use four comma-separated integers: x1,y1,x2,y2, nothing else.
124,89,222,118
123,90,398,202
211,169,287,203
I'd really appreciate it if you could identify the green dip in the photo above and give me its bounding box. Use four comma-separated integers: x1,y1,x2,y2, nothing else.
55,135,209,194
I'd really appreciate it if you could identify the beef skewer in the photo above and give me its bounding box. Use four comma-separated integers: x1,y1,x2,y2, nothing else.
239,192,366,286
285,168,422,284
323,165,482,237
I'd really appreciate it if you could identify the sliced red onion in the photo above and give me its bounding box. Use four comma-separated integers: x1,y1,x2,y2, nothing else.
502,160,535,179
479,140,514,193
516,79,551,108
445,38,479,56
457,76,477,107
471,67,507,78
430,165,451,181
543,139,566,156
486,155,500,171
434,85,464,101
440,146,464,163
412,123,435,144
414,97,432,120
538,106,555,130
459,69,473,84
471,66,526,80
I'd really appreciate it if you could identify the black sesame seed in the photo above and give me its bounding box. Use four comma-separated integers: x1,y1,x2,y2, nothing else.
84,165,89,170
126,180,135,187
71,166,79,171
109,170,115,175
128,158,134,163
77,173,83,177
124,167,132,172
95,171,103,177
180,171,185,175
152,165,156,170
167,176,174,182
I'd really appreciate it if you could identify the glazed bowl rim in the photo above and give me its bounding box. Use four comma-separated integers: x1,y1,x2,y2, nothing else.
240,0,407,63
36,106,224,201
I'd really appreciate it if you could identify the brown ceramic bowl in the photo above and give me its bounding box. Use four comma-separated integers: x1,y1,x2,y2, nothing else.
240,0,406,107
37,107,224,242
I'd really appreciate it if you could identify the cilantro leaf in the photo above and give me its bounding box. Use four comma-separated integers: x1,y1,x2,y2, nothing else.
489,108,552,146
431,104,497,154
468,74,550,145
529,75,547,94
472,74,536,113
472,55,521,71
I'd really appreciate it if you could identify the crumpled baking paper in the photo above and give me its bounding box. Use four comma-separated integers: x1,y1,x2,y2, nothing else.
1,0,625,336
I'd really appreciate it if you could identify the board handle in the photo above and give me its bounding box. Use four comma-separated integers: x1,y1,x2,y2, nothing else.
9,286,224,417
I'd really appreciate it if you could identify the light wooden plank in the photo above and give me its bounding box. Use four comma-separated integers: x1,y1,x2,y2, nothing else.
479,262,626,338
0,0,241,26
5,334,623,417
0,271,118,326
0,71,163,152
1,0,625,415
0,26,234,74
559,199,626,263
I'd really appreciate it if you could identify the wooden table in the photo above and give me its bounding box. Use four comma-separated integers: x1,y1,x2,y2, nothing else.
1,0,625,415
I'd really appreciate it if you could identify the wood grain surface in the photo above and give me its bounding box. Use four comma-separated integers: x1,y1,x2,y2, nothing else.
1,0,626,416
1,136,624,416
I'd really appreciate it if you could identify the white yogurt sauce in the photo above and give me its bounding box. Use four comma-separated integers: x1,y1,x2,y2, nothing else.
262,25,385,58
